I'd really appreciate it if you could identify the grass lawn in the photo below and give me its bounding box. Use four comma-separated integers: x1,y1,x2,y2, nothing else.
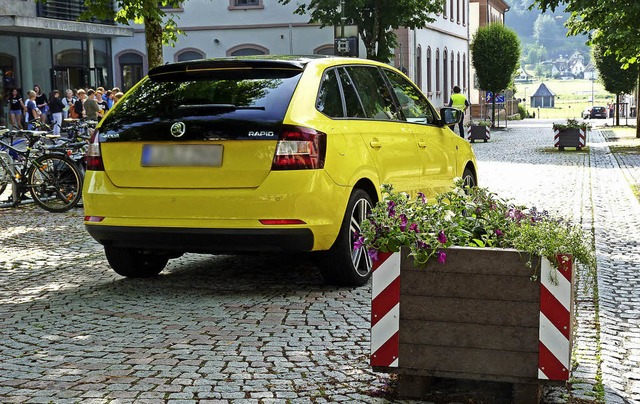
515,79,616,119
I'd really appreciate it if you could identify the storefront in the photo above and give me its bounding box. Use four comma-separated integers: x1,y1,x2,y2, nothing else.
0,2,132,125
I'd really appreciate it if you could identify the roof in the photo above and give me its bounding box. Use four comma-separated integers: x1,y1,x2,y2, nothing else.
532,83,556,97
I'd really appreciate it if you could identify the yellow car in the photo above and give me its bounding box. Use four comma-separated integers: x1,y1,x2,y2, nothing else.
83,56,477,286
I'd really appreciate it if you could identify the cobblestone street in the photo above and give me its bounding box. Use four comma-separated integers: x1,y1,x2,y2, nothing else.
1,120,640,403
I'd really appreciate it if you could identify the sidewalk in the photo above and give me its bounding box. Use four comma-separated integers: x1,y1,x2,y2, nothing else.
473,121,640,403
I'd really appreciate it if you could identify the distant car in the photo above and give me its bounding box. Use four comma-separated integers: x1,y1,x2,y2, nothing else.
583,106,607,119
83,56,478,286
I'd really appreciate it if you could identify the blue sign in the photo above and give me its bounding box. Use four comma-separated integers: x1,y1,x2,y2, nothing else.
486,92,505,103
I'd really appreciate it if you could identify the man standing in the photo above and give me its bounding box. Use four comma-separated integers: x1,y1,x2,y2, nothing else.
84,89,100,121
448,86,470,138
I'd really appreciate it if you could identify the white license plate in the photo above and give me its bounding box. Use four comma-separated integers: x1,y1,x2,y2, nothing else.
141,144,223,167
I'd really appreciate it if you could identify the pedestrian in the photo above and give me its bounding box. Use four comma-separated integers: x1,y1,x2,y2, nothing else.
74,89,86,120
7,88,26,130
62,89,76,119
83,89,100,121
113,92,124,104
49,90,65,136
105,90,114,109
25,90,41,129
95,89,109,119
448,85,470,138
33,84,48,124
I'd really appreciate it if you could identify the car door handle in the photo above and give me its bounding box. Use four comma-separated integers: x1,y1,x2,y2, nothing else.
417,141,427,148
369,140,382,148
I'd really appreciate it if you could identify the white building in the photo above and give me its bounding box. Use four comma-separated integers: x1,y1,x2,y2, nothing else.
394,0,470,108
111,0,346,91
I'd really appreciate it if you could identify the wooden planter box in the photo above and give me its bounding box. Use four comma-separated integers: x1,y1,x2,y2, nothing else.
554,128,586,150
371,247,574,404
467,125,490,142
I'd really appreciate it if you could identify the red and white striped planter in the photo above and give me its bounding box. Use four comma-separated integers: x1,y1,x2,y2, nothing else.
554,128,586,149
370,249,573,381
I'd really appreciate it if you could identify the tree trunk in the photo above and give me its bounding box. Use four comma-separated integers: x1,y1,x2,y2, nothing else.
145,14,164,69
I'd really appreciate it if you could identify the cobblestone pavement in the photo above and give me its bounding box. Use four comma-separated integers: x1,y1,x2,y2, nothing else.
0,120,639,403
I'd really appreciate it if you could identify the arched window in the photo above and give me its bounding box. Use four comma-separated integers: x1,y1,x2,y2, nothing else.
427,47,432,94
118,51,144,92
314,45,334,55
463,53,467,90
435,49,440,94
450,0,454,20
176,49,205,62
457,0,460,23
451,51,455,93
227,44,269,56
443,49,448,101
457,52,461,88
443,0,447,18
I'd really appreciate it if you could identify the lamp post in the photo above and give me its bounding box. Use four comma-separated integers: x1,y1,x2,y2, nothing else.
591,75,595,107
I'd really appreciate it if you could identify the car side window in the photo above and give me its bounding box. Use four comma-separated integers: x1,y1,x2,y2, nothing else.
383,69,437,125
336,68,366,118
344,66,401,121
316,69,345,118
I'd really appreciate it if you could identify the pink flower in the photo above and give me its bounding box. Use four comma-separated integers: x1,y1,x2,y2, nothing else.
418,192,426,203
387,200,396,217
409,223,419,233
437,250,447,264
353,236,364,250
495,229,504,237
437,230,447,244
367,248,379,261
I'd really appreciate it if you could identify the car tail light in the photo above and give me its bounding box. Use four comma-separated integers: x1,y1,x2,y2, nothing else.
272,126,326,170
84,216,105,222
86,130,104,171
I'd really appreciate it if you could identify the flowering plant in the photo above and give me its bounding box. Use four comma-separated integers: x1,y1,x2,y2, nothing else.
464,120,492,127
552,118,589,131
358,179,596,275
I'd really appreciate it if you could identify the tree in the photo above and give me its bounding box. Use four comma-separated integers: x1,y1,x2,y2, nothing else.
471,23,521,126
593,43,639,126
531,0,640,135
38,0,184,69
276,0,444,62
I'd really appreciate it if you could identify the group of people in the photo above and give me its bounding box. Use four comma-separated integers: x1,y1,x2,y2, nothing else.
6,85,124,135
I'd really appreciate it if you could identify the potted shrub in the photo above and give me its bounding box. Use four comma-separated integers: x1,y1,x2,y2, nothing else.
465,120,491,142
553,119,589,151
359,180,595,403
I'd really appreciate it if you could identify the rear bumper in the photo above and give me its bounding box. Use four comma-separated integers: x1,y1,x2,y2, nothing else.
86,224,314,253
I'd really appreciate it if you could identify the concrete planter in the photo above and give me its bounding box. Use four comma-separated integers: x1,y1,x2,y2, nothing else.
370,247,574,404
554,128,587,150
467,125,491,142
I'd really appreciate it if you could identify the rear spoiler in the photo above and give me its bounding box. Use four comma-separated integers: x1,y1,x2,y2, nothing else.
149,58,308,81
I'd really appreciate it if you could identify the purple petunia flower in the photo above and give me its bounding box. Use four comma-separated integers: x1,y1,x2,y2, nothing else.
437,230,447,244
418,192,426,204
437,250,447,264
400,214,408,231
367,248,379,261
495,229,504,237
387,200,396,217
409,223,419,233
353,236,364,250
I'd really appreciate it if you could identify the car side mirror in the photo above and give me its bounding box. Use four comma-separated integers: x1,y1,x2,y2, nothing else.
440,107,462,126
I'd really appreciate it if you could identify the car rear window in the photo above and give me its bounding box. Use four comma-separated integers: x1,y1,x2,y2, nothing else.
99,66,303,140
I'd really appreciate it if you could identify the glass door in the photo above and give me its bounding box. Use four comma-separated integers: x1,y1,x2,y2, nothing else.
51,67,86,91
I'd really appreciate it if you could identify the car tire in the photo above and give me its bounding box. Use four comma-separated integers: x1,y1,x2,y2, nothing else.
321,189,373,287
104,246,169,278
462,168,477,188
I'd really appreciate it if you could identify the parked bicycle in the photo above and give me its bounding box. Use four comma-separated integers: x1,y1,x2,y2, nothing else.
0,127,83,212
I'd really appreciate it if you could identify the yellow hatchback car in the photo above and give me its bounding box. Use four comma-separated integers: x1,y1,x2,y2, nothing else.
83,56,477,286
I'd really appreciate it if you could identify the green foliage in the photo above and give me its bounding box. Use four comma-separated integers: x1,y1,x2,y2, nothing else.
464,120,491,127
276,0,444,62
552,118,589,131
593,43,639,96
359,179,596,276
518,103,527,119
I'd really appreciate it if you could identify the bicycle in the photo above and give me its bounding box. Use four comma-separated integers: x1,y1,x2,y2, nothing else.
0,127,83,212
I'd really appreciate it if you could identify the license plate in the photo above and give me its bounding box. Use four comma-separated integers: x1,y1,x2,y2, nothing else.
141,144,223,167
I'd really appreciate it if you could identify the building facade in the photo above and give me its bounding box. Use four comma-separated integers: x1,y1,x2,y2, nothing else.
111,0,345,92
0,0,133,120
394,0,470,109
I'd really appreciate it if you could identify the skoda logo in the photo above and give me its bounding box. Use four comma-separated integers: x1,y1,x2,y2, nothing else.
170,122,186,138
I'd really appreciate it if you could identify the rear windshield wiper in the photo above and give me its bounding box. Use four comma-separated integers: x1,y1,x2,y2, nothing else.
178,104,265,111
